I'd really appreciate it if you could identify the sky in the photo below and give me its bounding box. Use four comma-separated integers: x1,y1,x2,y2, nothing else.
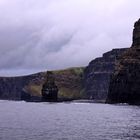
0,0,140,76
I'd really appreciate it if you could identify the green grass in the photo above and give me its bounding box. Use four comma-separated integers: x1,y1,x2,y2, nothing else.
24,67,85,100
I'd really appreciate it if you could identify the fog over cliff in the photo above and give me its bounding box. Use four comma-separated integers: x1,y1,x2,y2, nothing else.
0,0,140,76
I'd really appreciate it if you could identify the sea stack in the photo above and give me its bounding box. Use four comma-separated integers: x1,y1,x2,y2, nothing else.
107,19,140,105
42,71,58,102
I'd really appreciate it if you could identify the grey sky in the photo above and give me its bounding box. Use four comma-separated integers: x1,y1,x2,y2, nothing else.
0,0,140,76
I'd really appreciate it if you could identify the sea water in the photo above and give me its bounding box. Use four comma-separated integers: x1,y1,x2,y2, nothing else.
0,100,140,140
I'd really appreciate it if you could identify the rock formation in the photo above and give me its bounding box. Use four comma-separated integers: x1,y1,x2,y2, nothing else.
107,19,140,105
0,67,84,101
83,48,127,101
42,71,58,102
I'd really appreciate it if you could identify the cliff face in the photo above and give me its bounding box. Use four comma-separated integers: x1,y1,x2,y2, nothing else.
0,73,45,101
83,49,127,101
0,67,84,101
107,19,140,105
53,67,84,100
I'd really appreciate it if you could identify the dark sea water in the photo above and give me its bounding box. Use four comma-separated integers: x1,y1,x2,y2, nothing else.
0,101,140,140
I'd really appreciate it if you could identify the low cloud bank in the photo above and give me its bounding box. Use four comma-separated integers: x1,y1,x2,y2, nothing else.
0,0,139,76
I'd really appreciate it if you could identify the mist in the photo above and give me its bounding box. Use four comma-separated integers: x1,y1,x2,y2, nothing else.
0,0,140,76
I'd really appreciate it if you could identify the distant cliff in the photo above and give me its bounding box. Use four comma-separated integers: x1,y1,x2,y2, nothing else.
83,48,127,102
2,19,139,103
0,73,45,101
0,67,84,101
107,19,140,105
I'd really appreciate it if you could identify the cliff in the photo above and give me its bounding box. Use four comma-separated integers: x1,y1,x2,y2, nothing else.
52,67,84,100
83,48,127,101
0,67,84,101
0,73,45,101
107,19,140,105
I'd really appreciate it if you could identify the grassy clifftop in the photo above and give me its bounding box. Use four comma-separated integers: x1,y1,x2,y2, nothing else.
25,67,85,100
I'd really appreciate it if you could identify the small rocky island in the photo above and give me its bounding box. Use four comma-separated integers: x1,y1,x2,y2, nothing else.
42,71,58,102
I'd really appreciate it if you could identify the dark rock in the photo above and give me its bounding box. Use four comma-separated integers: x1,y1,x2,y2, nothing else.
0,73,44,101
21,90,31,101
107,19,140,105
83,48,127,101
132,19,140,46
0,67,84,102
42,71,58,102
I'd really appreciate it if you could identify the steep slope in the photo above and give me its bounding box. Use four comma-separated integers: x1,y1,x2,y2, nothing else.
0,73,45,101
83,48,127,101
107,19,140,105
0,67,84,101
26,67,84,101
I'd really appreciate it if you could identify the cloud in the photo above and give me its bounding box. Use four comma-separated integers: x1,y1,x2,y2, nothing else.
0,0,140,76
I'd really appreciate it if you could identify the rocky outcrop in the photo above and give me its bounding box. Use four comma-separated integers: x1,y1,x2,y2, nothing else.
83,48,127,101
107,19,140,105
42,71,58,102
0,67,84,101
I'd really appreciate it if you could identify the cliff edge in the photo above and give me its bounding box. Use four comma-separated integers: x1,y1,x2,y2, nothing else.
83,48,127,101
107,19,140,105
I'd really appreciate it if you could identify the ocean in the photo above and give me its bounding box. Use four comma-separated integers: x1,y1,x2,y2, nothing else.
0,100,140,140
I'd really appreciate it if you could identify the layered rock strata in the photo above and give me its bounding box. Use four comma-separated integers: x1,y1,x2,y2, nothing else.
107,19,140,105
84,48,127,101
